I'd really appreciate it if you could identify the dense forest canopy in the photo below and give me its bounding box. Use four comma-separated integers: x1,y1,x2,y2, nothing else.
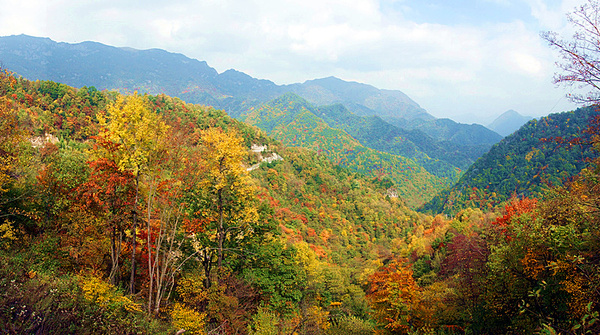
0,70,426,334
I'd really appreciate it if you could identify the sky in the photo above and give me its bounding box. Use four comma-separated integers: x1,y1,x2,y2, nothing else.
0,0,591,124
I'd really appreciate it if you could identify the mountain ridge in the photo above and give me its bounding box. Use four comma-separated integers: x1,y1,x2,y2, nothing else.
422,106,600,215
0,34,506,194
240,93,454,208
0,34,432,122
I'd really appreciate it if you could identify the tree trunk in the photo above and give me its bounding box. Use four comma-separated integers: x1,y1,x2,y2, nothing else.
109,225,120,285
217,188,224,269
129,172,140,295
202,250,213,288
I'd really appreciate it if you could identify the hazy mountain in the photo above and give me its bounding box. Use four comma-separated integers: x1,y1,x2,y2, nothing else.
288,76,434,121
383,116,502,157
0,34,431,122
0,34,503,181
315,103,471,174
0,34,220,96
488,109,534,136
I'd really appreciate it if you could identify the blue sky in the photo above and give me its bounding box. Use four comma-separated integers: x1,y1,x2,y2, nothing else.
0,0,590,124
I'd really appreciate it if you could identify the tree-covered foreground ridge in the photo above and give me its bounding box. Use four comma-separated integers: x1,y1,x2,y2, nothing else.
1,6,600,335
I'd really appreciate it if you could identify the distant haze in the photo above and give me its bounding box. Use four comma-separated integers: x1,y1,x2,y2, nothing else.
0,0,587,123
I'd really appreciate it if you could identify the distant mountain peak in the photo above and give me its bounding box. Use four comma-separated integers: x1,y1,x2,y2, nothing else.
304,76,362,86
488,110,533,137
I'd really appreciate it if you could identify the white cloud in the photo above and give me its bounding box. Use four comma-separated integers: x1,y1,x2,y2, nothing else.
0,0,48,37
525,0,587,30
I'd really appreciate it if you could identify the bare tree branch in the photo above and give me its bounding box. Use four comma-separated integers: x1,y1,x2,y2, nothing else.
543,0,600,104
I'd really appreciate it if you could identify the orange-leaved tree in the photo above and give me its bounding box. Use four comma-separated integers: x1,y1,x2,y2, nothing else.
78,138,136,285
367,259,422,334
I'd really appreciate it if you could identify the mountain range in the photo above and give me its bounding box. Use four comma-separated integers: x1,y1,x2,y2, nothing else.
0,34,508,206
2,42,600,334
239,93,454,207
0,34,431,122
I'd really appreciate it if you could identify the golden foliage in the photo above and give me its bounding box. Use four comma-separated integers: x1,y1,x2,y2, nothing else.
79,275,142,313
199,127,248,192
304,305,330,333
0,97,22,194
97,93,169,175
248,306,279,335
170,303,206,335
367,260,422,334
0,220,17,249
521,248,546,280
176,273,208,307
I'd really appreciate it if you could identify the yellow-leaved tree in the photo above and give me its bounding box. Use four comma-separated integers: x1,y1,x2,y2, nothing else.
97,93,169,294
0,94,24,248
0,96,23,196
187,127,258,285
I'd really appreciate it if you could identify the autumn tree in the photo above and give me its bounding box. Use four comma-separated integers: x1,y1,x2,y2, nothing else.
78,139,136,285
143,177,193,315
142,133,203,315
0,93,27,247
440,233,489,323
185,127,258,285
0,93,25,200
367,259,422,334
96,93,169,294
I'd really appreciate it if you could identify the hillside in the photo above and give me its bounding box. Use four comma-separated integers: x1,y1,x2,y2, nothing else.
0,35,503,169
422,106,600,215
0,71,433,333
316,104,486,173
287,76,433,121
240,93,453,208
385,116,502,149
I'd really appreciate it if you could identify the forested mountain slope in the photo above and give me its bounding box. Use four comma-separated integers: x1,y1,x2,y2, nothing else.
422,106,600,215
316,103,474,174
240,93,454,207
0,70,431,333
385,116,502,155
